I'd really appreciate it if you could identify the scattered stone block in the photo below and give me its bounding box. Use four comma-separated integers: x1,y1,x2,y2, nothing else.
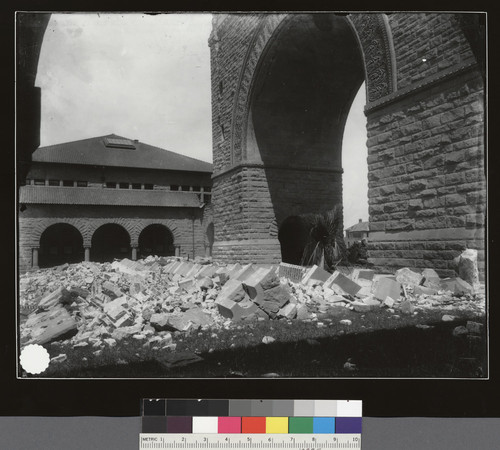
278,303,297,319
111,324,143,341
399,299,415,315
242,267,280,299
362,296,381,307
259,284,291,308
51,354,68,364
413,285,439,296
373,277,401,302
150,313,172,331
103,296,129,322
217,278,248,304
302,265,331,285
195,264,219,279
234,264,256,282
262,336,275,344
185,264,202,279
178,278,195,291
198,277,214,290
442,314,456,322
352,301,372,312
326,272,362,296
182,308,214,327
296,304,310,320
395,268,423,286
38,287,64,308
357,270,375,281
31,307,78,345
102,281,123,298
453,326,469,337
466,321,484,335
226,263,243,278
440,277,474,295
454,249,480,288
383,296,395,308
421,269,441,289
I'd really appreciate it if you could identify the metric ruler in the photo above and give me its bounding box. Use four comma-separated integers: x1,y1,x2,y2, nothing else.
139,434,362,450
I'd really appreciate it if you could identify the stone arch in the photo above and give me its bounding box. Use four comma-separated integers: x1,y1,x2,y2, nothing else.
29,218,88,248
127,218,181,248
138,223,175,258
90,223,131,262
87,218,135,248
228,13,396,168
39,222,84,267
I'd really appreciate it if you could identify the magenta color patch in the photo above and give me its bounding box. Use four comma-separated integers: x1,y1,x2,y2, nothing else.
218,416,241,433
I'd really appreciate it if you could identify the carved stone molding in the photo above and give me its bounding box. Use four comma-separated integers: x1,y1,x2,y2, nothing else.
348,13,397,102
229,14,287,166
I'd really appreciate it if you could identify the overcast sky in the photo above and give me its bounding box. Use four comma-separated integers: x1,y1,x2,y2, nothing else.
36,12,368,230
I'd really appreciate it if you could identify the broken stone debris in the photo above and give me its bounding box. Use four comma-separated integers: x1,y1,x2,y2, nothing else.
19,256,485,363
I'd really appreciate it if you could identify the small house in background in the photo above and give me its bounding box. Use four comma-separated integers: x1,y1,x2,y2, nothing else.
345,219,369,247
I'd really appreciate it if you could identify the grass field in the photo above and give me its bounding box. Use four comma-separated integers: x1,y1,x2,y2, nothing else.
32,305,487,379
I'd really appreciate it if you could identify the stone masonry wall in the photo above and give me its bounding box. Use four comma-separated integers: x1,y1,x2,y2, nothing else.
366,14,485,277
389,13,475,89
210,14,261,172
18,204,212,273
212,166,343,263
211,13,485,273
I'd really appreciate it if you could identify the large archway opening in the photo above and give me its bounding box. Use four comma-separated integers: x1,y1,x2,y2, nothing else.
91,224,131,262
138,224,175,258
39,223,84,268
247,13,365,265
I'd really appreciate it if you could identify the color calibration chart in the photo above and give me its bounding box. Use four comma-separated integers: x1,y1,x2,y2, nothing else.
140,399,362,449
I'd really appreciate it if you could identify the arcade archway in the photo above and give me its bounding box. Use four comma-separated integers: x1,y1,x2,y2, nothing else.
91,224,131,262
138,224,175,258
39,223,84,268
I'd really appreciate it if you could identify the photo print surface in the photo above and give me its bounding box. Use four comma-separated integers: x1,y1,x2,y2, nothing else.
17,12,487,380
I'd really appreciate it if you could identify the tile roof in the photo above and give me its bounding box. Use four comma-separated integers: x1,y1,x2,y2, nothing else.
19,186,201,208
32,134,213,173
345,221,370,233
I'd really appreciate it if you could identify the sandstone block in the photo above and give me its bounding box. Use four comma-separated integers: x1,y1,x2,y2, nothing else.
395,268,423,286
373,277,401,302
278,303,297,319
234,264,256,282
440,277,474,295
38,286,64,308
454,249,480,289
326,272,362,296
242,267,280,299
217,278,248,304
31,307,78,345
302,265,331,285
103,296,129,322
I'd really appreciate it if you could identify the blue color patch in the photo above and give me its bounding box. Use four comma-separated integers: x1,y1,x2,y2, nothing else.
313,417,335,433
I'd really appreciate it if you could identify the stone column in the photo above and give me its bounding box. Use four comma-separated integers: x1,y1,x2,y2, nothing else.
84,247,90,262
32,247,39,268
132,247,138,261
175,246,180,257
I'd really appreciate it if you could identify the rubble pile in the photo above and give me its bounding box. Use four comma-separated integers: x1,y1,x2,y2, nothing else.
19,251,485,360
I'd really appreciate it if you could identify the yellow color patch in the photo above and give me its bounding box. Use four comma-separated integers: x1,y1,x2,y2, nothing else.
266,417,288,433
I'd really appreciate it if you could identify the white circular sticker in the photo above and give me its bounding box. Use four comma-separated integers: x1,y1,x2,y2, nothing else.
19,344,50,374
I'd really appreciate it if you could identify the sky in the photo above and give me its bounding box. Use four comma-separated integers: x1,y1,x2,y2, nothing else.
36,13,368,230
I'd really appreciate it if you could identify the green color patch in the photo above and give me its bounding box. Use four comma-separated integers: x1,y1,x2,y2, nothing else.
289,417,313,433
